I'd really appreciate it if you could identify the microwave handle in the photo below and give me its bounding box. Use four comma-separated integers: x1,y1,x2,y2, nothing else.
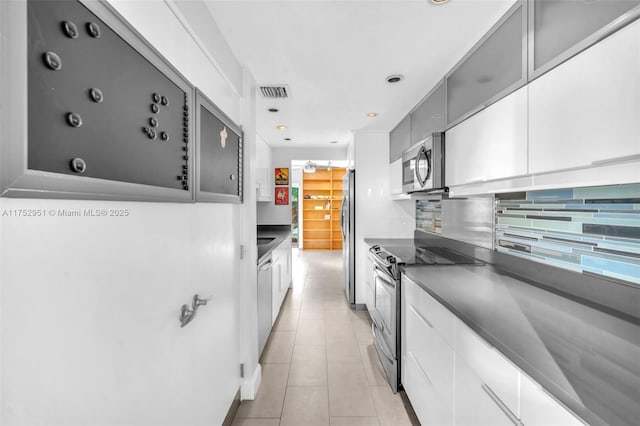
415,146,430,187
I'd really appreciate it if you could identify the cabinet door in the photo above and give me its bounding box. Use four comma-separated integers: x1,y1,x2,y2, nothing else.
403,347,454,426
530,0,640,76
446,1,526,127
520,374,585,426
455,319,520,416
403,278,454,425
529,18,640,174
455,355,519,426
445,86,528,187
389,115,411,163
410,81,445,145
271,256,282,325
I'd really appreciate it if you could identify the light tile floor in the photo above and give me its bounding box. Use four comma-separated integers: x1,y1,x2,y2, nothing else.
232,250,419,426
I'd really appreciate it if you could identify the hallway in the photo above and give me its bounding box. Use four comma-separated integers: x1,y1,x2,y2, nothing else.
232,250,419,426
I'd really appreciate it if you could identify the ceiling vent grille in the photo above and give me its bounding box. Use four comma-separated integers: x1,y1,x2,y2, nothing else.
259,85,290,98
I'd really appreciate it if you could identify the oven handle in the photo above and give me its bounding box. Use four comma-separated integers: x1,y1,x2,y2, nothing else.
374,267,396,290
368,250,392,270
372,323,395,364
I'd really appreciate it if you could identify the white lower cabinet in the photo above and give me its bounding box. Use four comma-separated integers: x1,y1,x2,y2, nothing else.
402,275,454,425
271,238,292,324
401,274,584,426
454,355,515,426
271,251,282,325
520,374,585,426
455,319,520,416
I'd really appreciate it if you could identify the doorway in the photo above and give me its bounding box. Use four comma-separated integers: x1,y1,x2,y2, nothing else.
291,160,349,251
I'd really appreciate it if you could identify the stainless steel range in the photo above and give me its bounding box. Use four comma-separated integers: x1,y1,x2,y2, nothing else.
367,243,483,393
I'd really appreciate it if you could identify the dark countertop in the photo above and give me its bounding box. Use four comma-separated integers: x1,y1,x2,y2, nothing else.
403,264,640,426
257,225,291,264
365,235,640,426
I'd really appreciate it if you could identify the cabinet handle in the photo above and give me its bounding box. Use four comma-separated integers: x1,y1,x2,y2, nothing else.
591,154,640,166
408,351,432,386
410,304,433,329
258,259,273,271
481,383,524,426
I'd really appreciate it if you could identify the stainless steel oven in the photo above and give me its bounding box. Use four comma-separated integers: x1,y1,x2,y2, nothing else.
367,242,484,394
368,246,401,393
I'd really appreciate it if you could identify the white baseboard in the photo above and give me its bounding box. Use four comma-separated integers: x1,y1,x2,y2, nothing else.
240,363,262,400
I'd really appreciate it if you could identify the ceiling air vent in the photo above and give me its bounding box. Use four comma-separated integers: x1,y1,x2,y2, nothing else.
259,85,290,99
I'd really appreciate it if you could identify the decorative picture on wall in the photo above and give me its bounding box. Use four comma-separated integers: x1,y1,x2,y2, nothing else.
275,187,289,205
275,168,289,185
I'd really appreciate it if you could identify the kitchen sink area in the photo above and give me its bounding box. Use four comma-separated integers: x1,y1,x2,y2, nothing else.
256,225,291,263
256,224,293,357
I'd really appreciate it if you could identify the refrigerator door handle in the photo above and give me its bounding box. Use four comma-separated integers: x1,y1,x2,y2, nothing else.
340,198,346,238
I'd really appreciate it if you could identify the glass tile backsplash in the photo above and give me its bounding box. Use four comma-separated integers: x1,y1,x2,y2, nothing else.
416,199,442,234
495,183,640,285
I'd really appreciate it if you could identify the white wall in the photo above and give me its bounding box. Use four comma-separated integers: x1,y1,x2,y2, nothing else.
352,132,414,304
0,1,255,425
257,146,347,225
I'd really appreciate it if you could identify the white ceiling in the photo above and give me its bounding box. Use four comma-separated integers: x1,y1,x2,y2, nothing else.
202,0,516,148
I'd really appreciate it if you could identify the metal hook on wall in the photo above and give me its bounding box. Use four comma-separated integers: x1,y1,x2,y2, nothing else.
179,294,210,328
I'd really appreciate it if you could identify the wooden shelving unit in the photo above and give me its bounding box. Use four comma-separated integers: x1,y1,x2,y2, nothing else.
302,167,346,250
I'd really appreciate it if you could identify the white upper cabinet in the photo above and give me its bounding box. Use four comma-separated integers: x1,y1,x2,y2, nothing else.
255,135,273,202
445,86,528,187
529,18,640,174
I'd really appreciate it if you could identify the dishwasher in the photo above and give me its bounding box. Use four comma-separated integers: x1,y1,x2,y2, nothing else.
257,255,273,356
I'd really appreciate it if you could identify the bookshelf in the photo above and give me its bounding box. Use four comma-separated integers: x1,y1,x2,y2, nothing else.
302,167,346,250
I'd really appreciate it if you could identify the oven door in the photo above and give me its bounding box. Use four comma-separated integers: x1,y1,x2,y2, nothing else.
371,265,397,358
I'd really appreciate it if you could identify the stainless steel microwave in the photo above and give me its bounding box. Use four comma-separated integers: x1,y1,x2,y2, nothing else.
401,132,445,193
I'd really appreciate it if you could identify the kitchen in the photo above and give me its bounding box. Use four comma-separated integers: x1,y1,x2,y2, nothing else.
1,1,639,426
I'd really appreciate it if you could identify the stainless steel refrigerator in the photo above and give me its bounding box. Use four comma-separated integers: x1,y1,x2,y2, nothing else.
341,169,355,305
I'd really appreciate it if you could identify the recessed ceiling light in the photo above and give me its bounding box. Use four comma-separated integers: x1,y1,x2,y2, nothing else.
431,0,449,4
276,125,287,131
386,75,404,84
268,108,279,113
329,141,338,144
284,138,291,141
367,112,378,118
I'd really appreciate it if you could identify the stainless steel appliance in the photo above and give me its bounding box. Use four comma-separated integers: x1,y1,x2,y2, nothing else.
368,245,401,393
368,243,483,393
257,255,273,356
401,132,445,193
341,169,356,306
